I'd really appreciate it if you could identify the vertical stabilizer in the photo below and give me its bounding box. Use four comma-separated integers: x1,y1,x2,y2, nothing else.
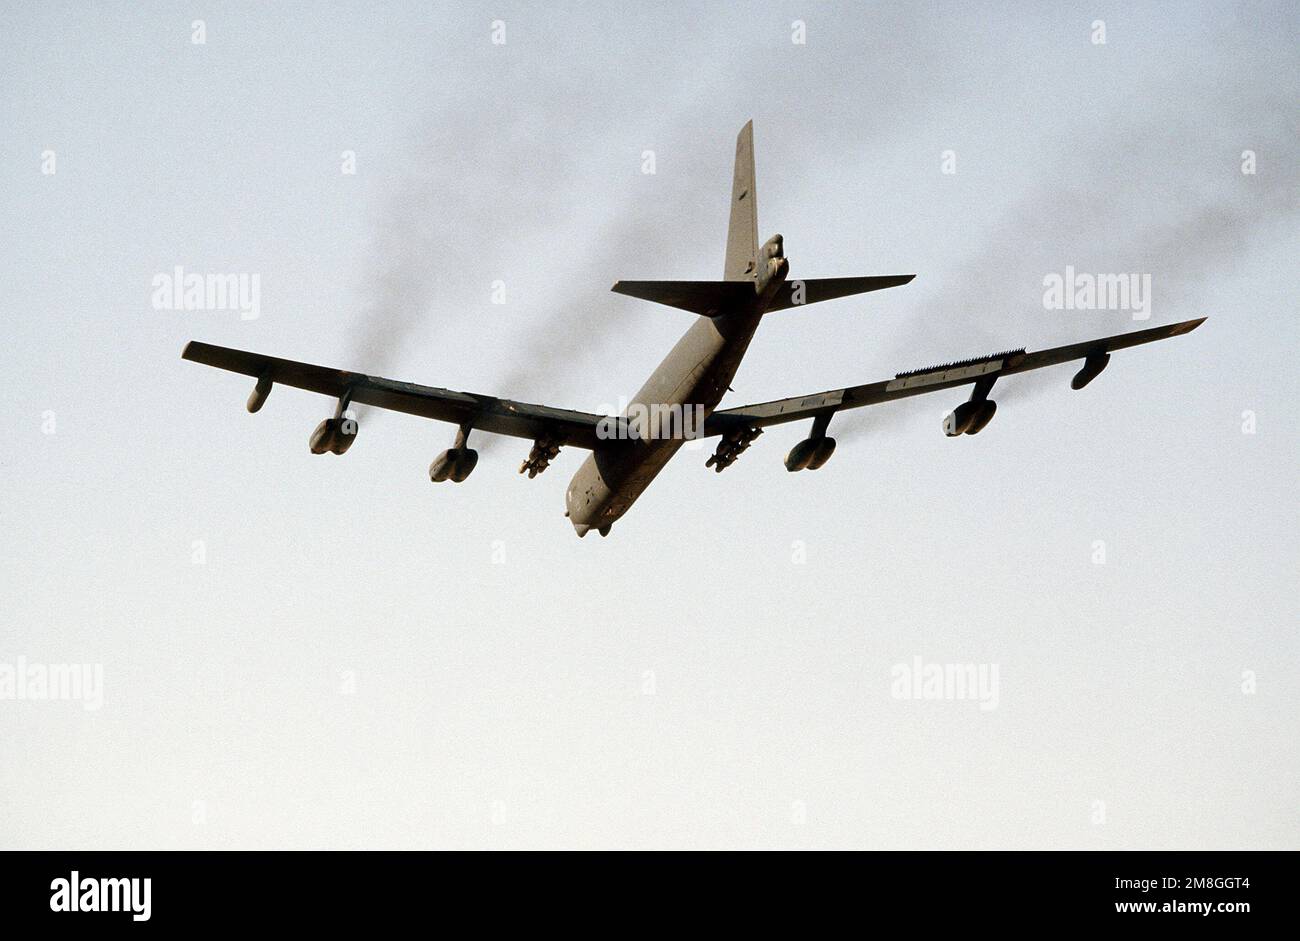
724,121,758,281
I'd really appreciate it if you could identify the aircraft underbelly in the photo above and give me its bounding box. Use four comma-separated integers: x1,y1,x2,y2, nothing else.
566,317,758,533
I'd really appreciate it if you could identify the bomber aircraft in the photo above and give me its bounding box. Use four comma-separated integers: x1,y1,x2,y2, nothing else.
183,121,1205,537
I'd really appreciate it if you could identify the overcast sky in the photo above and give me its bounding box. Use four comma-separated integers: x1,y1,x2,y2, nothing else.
1,1,1296,848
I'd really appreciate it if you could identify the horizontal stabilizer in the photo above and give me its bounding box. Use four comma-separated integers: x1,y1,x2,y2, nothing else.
766,275,915,312
611,280,753,315
612,274,915,316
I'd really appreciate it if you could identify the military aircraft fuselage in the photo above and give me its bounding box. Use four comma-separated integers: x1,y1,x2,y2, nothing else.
565,239,788,537
564,305,757,536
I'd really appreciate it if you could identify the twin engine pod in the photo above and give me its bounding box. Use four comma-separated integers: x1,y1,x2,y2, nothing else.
784,436,836,472
943,399,997,437
309,417,357,455
429,447,479,483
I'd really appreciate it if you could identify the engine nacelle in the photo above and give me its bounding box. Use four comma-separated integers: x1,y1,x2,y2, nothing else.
1071,351,1110,390
784,436,836,472
310,416,357,455
429,447,479,483
807,436,836,468
965,400,996,435
944,400,997,437
943,401,980,437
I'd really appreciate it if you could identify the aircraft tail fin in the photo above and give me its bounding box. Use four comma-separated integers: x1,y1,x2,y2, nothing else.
724,120,758,281
613,122,916,315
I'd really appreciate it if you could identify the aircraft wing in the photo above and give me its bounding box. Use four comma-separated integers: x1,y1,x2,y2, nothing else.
182,341,611,448
704,318,1207,433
